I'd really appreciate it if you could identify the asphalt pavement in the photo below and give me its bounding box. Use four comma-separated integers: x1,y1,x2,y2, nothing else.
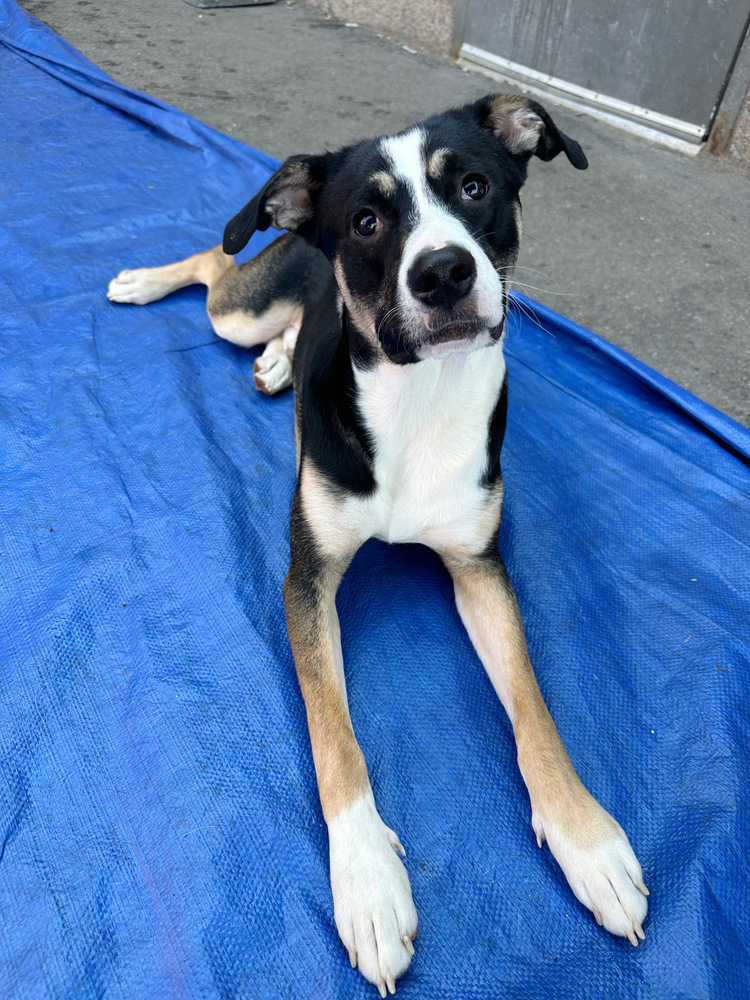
21,0,750,425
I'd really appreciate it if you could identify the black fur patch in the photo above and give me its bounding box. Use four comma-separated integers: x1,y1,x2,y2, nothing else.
209,233,316,318
482,375,509,488
292,263,377,497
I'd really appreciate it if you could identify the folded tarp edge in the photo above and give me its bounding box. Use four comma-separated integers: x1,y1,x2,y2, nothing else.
510,291,750,464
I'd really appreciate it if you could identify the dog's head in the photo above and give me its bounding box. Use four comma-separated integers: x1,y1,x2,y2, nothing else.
224,94,587,364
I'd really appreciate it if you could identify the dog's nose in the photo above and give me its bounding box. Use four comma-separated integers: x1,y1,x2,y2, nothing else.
407,246,476,309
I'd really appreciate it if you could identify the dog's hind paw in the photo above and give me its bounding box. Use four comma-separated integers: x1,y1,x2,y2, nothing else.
253,352,292,395
329,791,418,994
533,791,649,945
107,268,172,305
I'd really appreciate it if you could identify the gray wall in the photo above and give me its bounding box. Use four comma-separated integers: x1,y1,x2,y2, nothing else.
300,0,455,56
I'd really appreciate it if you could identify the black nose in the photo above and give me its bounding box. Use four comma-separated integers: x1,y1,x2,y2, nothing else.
407,246,477,309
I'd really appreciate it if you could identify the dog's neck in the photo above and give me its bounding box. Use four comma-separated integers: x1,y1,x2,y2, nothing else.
346,306,507,436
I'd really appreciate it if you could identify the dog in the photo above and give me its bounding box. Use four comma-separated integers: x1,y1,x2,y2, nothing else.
107,93,648,995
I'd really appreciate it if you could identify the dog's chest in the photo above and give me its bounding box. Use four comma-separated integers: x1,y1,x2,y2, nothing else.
354,347,506,548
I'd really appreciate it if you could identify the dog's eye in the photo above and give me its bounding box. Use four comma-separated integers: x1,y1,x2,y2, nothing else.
460,175,489,201
353,211,382,237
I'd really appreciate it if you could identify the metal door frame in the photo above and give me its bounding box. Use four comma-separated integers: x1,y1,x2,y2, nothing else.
451,0,750,152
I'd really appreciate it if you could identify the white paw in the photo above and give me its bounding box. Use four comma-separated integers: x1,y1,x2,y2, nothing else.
253,352,292,395
328,791,418,996
107,269,167,305
533,794,649,946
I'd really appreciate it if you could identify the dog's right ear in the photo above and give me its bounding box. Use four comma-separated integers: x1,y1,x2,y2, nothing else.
223,154,328,255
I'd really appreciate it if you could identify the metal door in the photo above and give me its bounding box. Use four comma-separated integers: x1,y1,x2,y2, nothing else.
459,0,750,142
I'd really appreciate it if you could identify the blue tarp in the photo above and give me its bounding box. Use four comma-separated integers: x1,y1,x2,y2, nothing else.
1,3,749,997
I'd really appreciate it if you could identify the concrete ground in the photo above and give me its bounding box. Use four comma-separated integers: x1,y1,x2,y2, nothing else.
21,0,750,426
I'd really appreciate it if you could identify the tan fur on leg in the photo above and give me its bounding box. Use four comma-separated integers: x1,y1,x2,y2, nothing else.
285,493,418,990
283,506,367,820
443,551,578,791
442,550,648,944
107,245,233,305
108,243,303,354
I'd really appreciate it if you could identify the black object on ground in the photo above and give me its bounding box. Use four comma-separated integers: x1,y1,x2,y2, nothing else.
182,0,276,8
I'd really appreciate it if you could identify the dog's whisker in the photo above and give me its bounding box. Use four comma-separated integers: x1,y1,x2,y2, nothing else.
376,305,400,338
507,293,553,338
510,280,573,297
498,264,559,281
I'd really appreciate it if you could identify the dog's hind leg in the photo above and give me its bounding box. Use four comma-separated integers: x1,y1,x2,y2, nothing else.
107,245,233,306
108,234,310,365
205,234,306,353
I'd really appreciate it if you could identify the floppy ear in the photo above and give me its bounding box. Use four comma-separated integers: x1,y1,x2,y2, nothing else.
223,154,328,255
478,94,588,170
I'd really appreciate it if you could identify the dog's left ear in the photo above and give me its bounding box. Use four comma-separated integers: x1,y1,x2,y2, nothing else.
223,154,328,255
477,94,588,170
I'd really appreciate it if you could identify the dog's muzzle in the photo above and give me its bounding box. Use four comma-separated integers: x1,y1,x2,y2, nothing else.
384,239,504,362
406,243,502,352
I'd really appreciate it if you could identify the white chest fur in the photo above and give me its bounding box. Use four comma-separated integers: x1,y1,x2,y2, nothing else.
301,342,507,559
354,343,506,550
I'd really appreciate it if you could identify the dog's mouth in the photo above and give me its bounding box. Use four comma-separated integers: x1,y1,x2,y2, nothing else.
422,315,495,345
376,308,504,365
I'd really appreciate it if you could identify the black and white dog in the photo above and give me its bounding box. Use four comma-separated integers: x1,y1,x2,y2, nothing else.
108,94,648,995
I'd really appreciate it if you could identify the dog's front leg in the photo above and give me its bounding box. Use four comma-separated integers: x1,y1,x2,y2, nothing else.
442,548,649,944
284,495,418,995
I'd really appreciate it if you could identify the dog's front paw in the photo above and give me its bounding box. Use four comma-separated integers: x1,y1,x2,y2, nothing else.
328,791,418,996
533,791,649,945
